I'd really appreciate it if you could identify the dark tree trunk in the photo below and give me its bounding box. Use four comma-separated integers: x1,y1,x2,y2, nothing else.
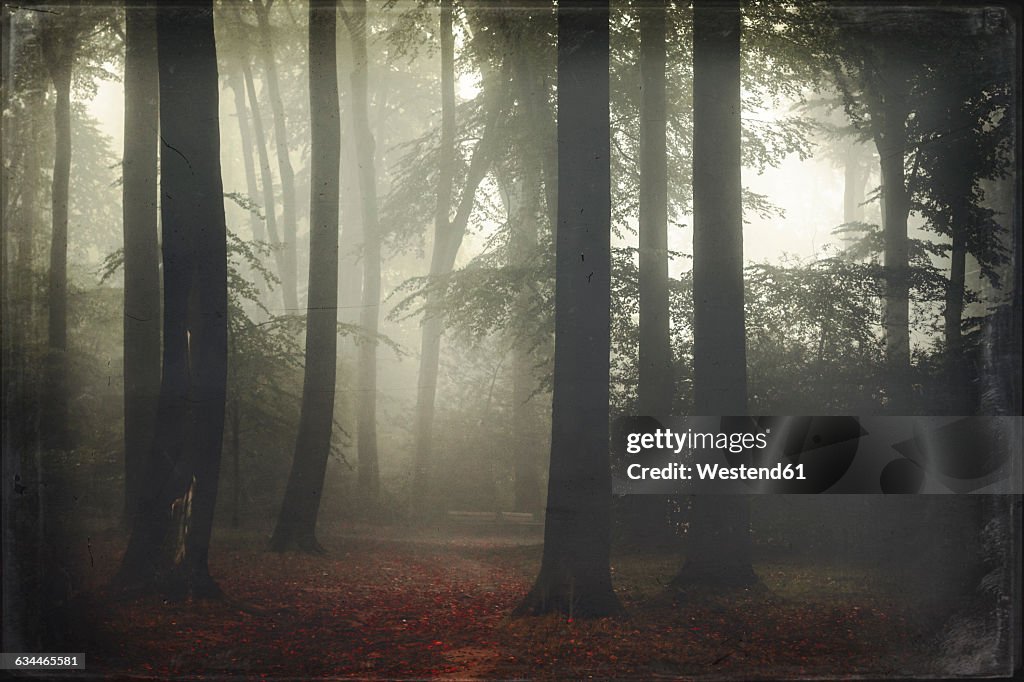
625,0,675,550
673,0,756,591
11,86,43,364
690,0,745,417
122,3,161,527
637,0,671,417
270,0,341,554
3,7,46,652
875,77,912,413
944,224,967,391
41,27,74,450
515,0,622,618
253,0,299,313
343,0,383,504
243,62,289,309
227,68,265,244
116,1,228,599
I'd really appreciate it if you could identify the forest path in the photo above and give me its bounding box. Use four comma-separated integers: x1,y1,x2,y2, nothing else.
76,527,534,679
71,524,958,679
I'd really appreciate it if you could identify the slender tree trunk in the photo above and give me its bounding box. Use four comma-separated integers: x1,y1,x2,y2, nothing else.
343,0,382,504
12,87,42,363
624,0,675,549
510,43,543,515
410,0,456,507
673,0,756,590
336,17,364,336
122,4,161,527
515,0,621,618
409,59,509,509
42,33,74,450
271,0,341,553
243,62,289,309
874,72,912,413
231,400,241,528
116,1,228,598
842,141,869,225
637,1,671,415
253,0,299,312
944,230,967,353
944,216,968,410
228,68,265,244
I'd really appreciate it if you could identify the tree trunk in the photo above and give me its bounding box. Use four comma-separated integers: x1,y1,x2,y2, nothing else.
410,0,456,508
270,0,341,554
942,220,966,399
243,62,289,310
691,0,745,416
253,0,299,312
337,29,364,337
842,141,870,225
409,62,509,511
344,0,382,504
42,30,74,450
336,22,364,336
515,0,621,618
637,0,671,417
122,3,161,527
674,0,756,590
510,44,543,516
874,72,912,413
227,68,265,244
624,0,676,550
116,1,228,599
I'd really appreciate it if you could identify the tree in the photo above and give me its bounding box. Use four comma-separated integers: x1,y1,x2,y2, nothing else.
226,68,265,245
820,6,1016,413
38,8,93,449
410,1,511,509
623,0,675,549
515,0,622,618
115,0,228,598
270,0,341,554
121,1,161,526
411,0,457,509
637,0,671,418
252,0,300,313
911,32,1012,406
241,58,290,306
509,14,548,515
342,0,383,504
823,9,929,413
672,0,756,590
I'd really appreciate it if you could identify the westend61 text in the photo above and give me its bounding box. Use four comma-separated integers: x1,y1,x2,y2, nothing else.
626,462,806,481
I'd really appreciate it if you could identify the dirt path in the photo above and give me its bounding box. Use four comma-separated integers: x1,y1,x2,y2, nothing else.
66,526,963,680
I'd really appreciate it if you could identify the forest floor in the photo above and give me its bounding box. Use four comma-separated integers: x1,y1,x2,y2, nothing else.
62,522,967,680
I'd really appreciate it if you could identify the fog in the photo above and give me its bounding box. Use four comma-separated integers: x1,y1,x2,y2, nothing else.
2,1,1019,679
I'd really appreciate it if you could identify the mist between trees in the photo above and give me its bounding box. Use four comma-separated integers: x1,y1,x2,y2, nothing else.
1,0,1019,676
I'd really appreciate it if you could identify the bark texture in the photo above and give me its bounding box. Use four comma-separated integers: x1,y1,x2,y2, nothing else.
122,3,161,525
675,0,756,591
271,0,341,553
515,0,622,618
116,1,228,599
